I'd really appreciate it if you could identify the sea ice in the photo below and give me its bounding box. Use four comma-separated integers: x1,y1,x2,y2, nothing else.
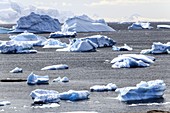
62,15,115,32
42,39,68,49
59,90,90,101
90,83,117,92
27,72,49,85
10,67,23,73
49,31,77,38
128,22,153,30
112,44,133,51
115,80,166,102
41,64,69,70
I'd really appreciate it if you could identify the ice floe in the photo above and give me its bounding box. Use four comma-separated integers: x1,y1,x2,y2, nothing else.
10,67,23,73
0,40,37,54
42,39,68,49
62,15,115,32
90,83,117,92
115,80,166,102
0,101,11,106
41,64,69,70
53,76,69,83
140,42,170,54
59,90,90,101
30,89,60,104
27,72,49,85
110,54,155,68
112,44,133,51
10,12,61,33
128,22,153,30
49,31,77,38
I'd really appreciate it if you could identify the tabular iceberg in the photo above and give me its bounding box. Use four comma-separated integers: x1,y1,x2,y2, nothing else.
90,83,117,92
49,31,77,38
115,80,166,102
42,39,68,49
112,44,133,51
128,22,153,30
10,12,61,33
141,42,170,54
62,15,115,32
110,54,155,68
157,25,170,29
41,64,69,70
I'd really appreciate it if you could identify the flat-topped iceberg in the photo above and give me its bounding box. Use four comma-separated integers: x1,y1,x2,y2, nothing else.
112,44,133,51
141,42,170,54
157,25,170,29
10,12,61,33
41,64,69,70
10,67,23,73
111,54,155,68
27,72,49,85
128,22,153,30
49,31,77,38
0,40,37,54
62,15,115,32
42,39,68,49
0,101,11,106
115,80,166,102
90,83,117,92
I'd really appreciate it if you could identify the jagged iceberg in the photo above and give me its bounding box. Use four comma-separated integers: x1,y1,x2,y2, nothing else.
140,42,170,54
59,90,90,101
10,12,61,33
49,31,77,38
115,80,166,102
90,83,117,92
30,89,60,104
42,39,68,49
10,67,23,73
0,40,37,54
27,72,49,85
112,44,133,51
110,54,155,68
128,22,153,30
62,15,115,32
41,64,69,70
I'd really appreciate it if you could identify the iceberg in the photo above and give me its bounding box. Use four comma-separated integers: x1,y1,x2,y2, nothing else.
115,80,166,102
128,22,153,30
110,54,155,68
140,42,170,54
53,76,69,83
112,44,133,51
59,90,90,101
0,40,37,54
0,27,13,34
62,15,115,32
49,31,77,38
10,12,61,33
30,89,60,104
10,67,23,73
41,64,69,70
157,25,170,29
0,101,11,106
27,72,49,85
90,83,117,92
42,39,68,49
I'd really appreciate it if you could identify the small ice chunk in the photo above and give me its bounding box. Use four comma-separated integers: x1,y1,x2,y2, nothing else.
10,67,23,73
0,101,11,106
41,64,69,70
53,76,69,83
112,44,133,51
32,103,60,108
90,83,117,92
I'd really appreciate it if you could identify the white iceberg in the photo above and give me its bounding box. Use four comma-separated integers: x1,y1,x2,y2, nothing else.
53,76,69,83
32,103,60,108
30,89,60,104
128,22,153,30
140,42,170,54
49,31,77,38
27,72,49,85
59,90,90,101
10,12,61,33
90,83,117,92
0,40,37,54
157,25,170,29
42,39,68,49
10,67,23,73
112,44,133,51
110,54,155,68
115,80,166,102
0,101,11,106
41,64,69,70
62,15,115,32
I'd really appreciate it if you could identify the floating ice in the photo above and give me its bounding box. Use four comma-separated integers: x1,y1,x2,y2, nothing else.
10,67,23,73
10,12,61,33
53,76,69,83
41,64,69,70
62,15,115,32
49,31,77,38
30,89,60,104
90,83,117,92
115,80,166,102
141,42,170,54
32,103,60,108
157,25,170,29
0,27,12,34
0,40,37,54
42,39,68,49
110,54,155,68
0,101,11,106
112,44,133,51
59,90,90,101
128,22,153,30
27,72,49,85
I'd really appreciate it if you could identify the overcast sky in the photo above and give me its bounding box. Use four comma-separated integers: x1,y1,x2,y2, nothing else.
7,0,170,21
